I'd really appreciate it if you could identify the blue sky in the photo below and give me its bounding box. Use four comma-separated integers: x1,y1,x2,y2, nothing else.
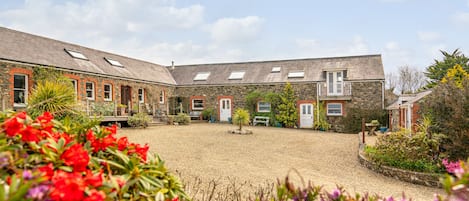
1,0,468,74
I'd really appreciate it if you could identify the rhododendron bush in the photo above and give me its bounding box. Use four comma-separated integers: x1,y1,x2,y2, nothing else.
0,111,187,201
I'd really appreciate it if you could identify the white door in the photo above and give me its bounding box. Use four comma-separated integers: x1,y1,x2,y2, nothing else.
300,103,313,128
219,98,231,122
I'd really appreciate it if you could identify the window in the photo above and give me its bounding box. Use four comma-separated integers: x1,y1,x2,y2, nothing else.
104,57,124,67
327,71,343,95
13,74,27,106
228,71,245,80
271,67,281,73
159,90,165,104
257,102,271,113
70,79,78,99
138,88,144,103
64,49,88,60
103,84,112,101
288,71,305,78
192,99,204,110
327,103,343,116
85,82,95,100
194,72,210,81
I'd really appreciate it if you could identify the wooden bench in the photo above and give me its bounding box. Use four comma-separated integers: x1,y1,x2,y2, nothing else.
253,116,269,126
189,111,202,120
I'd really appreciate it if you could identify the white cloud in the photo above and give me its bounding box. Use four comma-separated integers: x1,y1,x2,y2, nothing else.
210,16,264,44
452,12,469,25
417,31,441,42
294,35,370,58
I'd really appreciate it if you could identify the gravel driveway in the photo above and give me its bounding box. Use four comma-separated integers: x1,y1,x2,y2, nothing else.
120,123,442,200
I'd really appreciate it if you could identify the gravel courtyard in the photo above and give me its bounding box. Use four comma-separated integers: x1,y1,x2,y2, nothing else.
120,123,442,200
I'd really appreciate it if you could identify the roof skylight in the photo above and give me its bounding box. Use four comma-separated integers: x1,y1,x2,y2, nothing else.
194,72,211,81
271,67,281,73
228,71,245,80
288,71,305,78
104,57,124,67
64,49,88,60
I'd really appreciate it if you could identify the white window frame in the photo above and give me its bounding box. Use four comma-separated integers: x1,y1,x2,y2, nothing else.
13,74,28,107
85,82,95,100
103,84,112,101
257,102,271,113
288,71,305,78
65,49,88,60
271,67,281,73
228,71,245,80
327,103,343,116
326,71,343,96
194,72,211,81
138,88,145,103
159,90,165,104
70,79,78,99
104,57,124,67
192,99,204,110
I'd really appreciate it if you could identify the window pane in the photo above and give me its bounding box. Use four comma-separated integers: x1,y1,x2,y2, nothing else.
14,75,26,89
104,85,110,91
14,90,25,104
307,105,311,114
86,91,92,98
328,72,333,93
86,83,93,90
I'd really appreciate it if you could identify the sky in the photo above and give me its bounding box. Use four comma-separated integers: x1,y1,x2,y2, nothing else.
0,0,468,74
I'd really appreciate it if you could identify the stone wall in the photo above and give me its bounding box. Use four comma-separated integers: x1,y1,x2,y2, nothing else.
1,61,174,114
358,149,441,187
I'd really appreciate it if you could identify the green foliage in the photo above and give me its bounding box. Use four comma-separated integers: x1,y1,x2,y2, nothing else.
27,80,77,119
425,49,469,88
313,102,330,130
365,128,446,173
174,113,191,125
245,91,281,126
33,67,69,84
233,108,250,130
342,108,387,133
91,102,115,116
276,83,298,128
128,112,151,128
201,108,215,120
421,75,469,160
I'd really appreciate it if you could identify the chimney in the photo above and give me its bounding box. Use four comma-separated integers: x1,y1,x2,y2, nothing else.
171,61,175,70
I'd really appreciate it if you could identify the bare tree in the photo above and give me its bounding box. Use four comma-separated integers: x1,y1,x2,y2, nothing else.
396,65,427,94
385,72,398,92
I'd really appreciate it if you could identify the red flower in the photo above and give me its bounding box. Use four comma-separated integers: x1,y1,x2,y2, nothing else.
38,163,54,180
50,171,86,201
3,116,24,137
135,143,149,162
117,137,129,151
20,126,41,143
60,144,90,172
36,112,54,132
85,171,103,187
86,130,96,141
105,124,118,135
83,189,106,201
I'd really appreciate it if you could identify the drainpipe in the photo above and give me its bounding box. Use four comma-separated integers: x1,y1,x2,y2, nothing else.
381,80,385,109
171,61,175,70
316,82,320,124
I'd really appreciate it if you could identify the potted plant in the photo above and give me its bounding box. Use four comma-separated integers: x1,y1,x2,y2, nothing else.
117,104,127,116
202,108,215,121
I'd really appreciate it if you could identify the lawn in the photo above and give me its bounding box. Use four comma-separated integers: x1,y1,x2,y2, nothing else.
119,123,442,200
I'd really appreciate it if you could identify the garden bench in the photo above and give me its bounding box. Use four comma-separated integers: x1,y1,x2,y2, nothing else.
253,116,269,126
189,111,202,120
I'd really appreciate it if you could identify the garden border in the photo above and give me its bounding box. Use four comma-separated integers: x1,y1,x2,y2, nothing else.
357,146,442,188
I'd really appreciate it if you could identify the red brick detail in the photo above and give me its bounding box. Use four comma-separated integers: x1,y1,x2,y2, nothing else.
217,96,233,121
9,68,33,105
411,103,421,132
102,80,115,102
325,100,346,116
64,74,81,100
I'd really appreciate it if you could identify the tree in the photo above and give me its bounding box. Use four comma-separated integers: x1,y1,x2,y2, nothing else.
276,82,298,128
425,49,469,88
385,72,398,92
396,65,427,94
233,108,250,131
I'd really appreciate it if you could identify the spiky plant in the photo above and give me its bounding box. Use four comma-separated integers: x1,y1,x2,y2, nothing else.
27,79,77,119
233,108,250,131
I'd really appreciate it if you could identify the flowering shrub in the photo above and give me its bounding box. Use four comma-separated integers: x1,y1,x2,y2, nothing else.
0,111,187,201
435,159,469,201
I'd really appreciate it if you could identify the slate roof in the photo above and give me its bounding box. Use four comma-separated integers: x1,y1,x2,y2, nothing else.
386,90,432,110
170,55,385,86
0,27,176,85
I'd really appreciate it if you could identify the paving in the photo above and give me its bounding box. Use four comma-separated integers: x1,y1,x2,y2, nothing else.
120,123,443,200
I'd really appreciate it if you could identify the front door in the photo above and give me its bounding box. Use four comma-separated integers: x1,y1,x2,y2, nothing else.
219,98,232,122
299,103,313,128
121,86,132,112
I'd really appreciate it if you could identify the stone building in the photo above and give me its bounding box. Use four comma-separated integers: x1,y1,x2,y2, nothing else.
0,27,385,131
386,90,432,132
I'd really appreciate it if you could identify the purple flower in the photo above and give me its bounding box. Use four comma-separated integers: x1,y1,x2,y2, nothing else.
0,154,8,168
26,184,50,200
22,170,33,180
331,189,341,200
386,196,394,201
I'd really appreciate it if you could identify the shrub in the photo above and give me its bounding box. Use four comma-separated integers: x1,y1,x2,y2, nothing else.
175,113,191,125
342,107,387,133
201,108,215,120
27,80,77,119
127,112,151,128
276,82,298,128
0,111,188,200
232,108,250,130
313,101,330,131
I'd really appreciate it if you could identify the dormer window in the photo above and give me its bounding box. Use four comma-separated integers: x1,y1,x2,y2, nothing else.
228,71,245,80
104,57,124,67
194,72,210,81
271,67,281,73
288,71,304,78
64,49,88,60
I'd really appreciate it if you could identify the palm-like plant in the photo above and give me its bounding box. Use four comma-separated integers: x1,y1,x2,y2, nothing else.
27,79,77,119
233,108,250,131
